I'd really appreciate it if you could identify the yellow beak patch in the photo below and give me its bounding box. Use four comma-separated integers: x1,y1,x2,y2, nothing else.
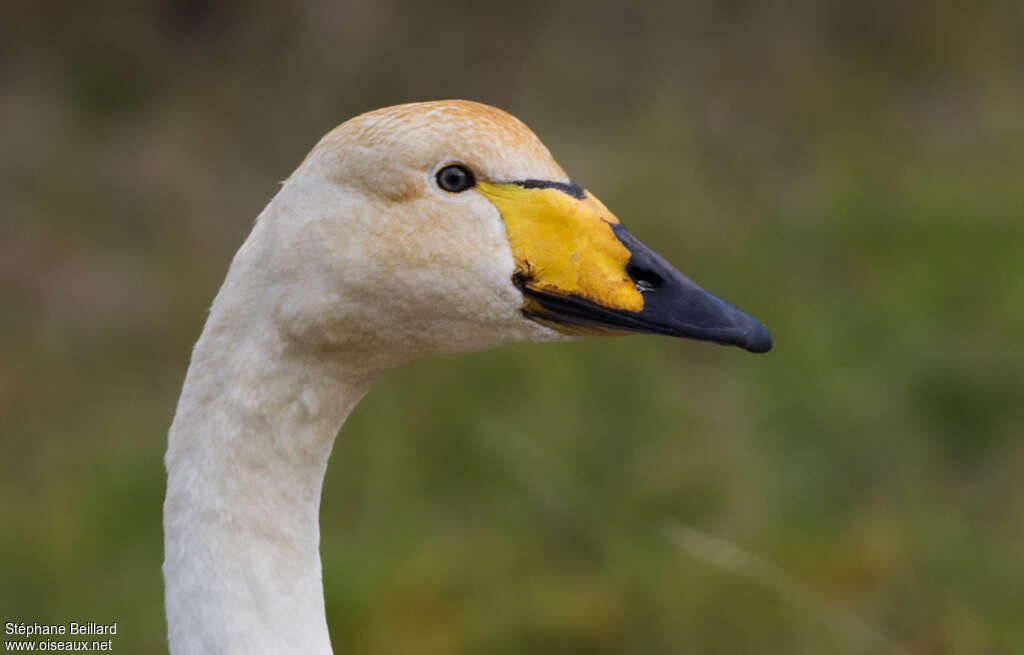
476,181,644,313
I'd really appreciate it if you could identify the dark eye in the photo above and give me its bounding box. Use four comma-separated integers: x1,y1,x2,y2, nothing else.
436,164,475,193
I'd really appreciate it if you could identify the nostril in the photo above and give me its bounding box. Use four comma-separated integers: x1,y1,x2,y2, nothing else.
627,264,664,291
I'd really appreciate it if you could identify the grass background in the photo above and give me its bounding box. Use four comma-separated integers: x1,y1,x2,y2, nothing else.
2,2,1023,653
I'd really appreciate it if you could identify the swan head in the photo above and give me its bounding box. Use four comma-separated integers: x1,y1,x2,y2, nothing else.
241,100,770,366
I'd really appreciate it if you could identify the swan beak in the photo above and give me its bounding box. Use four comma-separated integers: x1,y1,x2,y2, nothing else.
476,180,772,353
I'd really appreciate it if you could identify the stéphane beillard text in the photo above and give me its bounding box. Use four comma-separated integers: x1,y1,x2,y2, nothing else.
5,622,118,637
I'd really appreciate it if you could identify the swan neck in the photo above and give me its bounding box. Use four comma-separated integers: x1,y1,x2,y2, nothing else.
163,310,376,655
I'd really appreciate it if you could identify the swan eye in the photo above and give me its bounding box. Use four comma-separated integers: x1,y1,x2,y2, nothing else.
436,165,475,193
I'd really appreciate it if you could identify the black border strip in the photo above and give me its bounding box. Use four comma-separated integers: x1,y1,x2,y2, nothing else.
513,179,585,199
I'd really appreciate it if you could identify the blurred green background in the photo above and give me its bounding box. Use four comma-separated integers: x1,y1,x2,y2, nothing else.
2,2,1023,653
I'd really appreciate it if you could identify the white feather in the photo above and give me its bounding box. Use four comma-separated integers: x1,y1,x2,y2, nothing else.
164,101,568,654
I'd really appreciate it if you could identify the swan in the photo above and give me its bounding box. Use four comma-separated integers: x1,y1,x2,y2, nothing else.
163,100,771,655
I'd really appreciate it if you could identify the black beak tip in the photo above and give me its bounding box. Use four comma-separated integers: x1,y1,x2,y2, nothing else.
742,321,773,353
